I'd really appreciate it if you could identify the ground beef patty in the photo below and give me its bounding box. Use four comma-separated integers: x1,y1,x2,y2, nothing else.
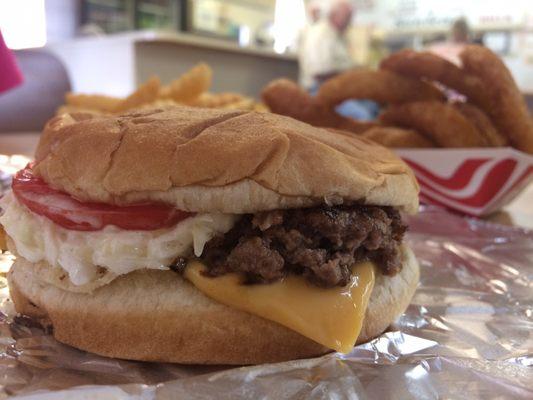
201,204,407,288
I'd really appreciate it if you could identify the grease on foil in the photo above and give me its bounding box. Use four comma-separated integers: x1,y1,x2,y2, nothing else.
0,160,532,399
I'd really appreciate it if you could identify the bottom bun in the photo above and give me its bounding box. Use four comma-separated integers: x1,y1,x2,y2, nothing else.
8,245,419,365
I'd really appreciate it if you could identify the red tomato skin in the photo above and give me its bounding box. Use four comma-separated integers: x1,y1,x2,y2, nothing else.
12,166,193,231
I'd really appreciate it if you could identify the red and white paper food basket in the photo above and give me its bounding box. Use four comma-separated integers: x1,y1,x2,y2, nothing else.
395,148,533,217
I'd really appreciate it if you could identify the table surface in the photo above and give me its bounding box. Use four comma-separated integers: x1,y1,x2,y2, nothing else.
1,132,532,229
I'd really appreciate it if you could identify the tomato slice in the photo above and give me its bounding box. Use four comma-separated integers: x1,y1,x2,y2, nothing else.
12,165,194,231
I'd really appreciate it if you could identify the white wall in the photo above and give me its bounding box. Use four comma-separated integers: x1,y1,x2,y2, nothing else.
45,0,80,43
47,32,136,97
354,0,531,31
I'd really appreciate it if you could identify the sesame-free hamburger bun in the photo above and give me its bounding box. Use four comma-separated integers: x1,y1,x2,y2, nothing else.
5,107,419,364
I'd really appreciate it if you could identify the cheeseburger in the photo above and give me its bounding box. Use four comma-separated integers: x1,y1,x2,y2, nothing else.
1,107,419,364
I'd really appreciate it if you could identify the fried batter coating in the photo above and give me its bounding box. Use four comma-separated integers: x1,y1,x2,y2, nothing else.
317,69,444,106
460,45,533,153
380,49,491,110
189,92,244,108
160,63,212,105
362,127,435,148
454,102,508,147
262,78,376,134
65,93,122,113
380,101,486,148
113,76,161,113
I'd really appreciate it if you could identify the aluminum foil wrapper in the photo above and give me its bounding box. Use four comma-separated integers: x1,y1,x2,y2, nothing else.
0,157,532,399
0,156,29,194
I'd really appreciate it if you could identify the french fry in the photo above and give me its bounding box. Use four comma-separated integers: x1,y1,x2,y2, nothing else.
136,98,180,110
191,92,246,108
56,105,105,116
187,93,219,108
212,92,246,106
113,76,161,113
58,63,269,116
163,63,212,104
253,103,270,112
0,226,6,251
65,93,122,112
222,98,256,110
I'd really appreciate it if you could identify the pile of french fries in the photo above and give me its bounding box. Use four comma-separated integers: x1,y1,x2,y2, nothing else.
58,63,268,116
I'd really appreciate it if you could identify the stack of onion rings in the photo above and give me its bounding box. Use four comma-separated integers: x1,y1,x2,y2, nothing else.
316,69,444,106
380,101,486,148
261,78,377,134
361,127,434,148
460,45,533,153
259,46,531,152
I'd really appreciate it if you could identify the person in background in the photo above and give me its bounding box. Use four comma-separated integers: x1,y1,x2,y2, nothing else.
298,0,377,120
308,0,322,24
428,17,472,65
298,0,323,90
298,0,353,91
298,0,353,92
425,17,474,102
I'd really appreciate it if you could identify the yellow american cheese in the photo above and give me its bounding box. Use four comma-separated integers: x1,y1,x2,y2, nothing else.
184,260,375,353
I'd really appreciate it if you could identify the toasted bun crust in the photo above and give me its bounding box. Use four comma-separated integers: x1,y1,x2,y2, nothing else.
33,107,419,213
8,245,419,365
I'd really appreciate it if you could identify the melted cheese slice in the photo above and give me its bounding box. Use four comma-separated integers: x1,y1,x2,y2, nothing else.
185,261,375,353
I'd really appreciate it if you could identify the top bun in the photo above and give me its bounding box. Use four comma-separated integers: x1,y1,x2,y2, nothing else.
34,107,419,213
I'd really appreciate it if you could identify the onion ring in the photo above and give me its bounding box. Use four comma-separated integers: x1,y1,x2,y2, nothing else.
460,45,533,153
380,101,486,148
361,127,434,148
454,102,508,147
380,49,491,110
262,78,376,134
317,69,444,106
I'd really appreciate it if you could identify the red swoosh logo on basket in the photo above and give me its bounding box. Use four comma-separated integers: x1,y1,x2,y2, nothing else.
418,192,485,217
417,159,517,207
506,165,533,193
404,159,488,190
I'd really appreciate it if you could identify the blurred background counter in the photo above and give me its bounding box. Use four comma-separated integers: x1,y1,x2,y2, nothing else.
47,31,297,98
48,31,298,96
2,0,533,97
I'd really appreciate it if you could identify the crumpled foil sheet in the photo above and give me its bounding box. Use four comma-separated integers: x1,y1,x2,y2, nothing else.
0,156,532,399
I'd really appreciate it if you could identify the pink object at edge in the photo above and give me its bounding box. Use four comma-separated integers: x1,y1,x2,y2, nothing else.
0,30,24,94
